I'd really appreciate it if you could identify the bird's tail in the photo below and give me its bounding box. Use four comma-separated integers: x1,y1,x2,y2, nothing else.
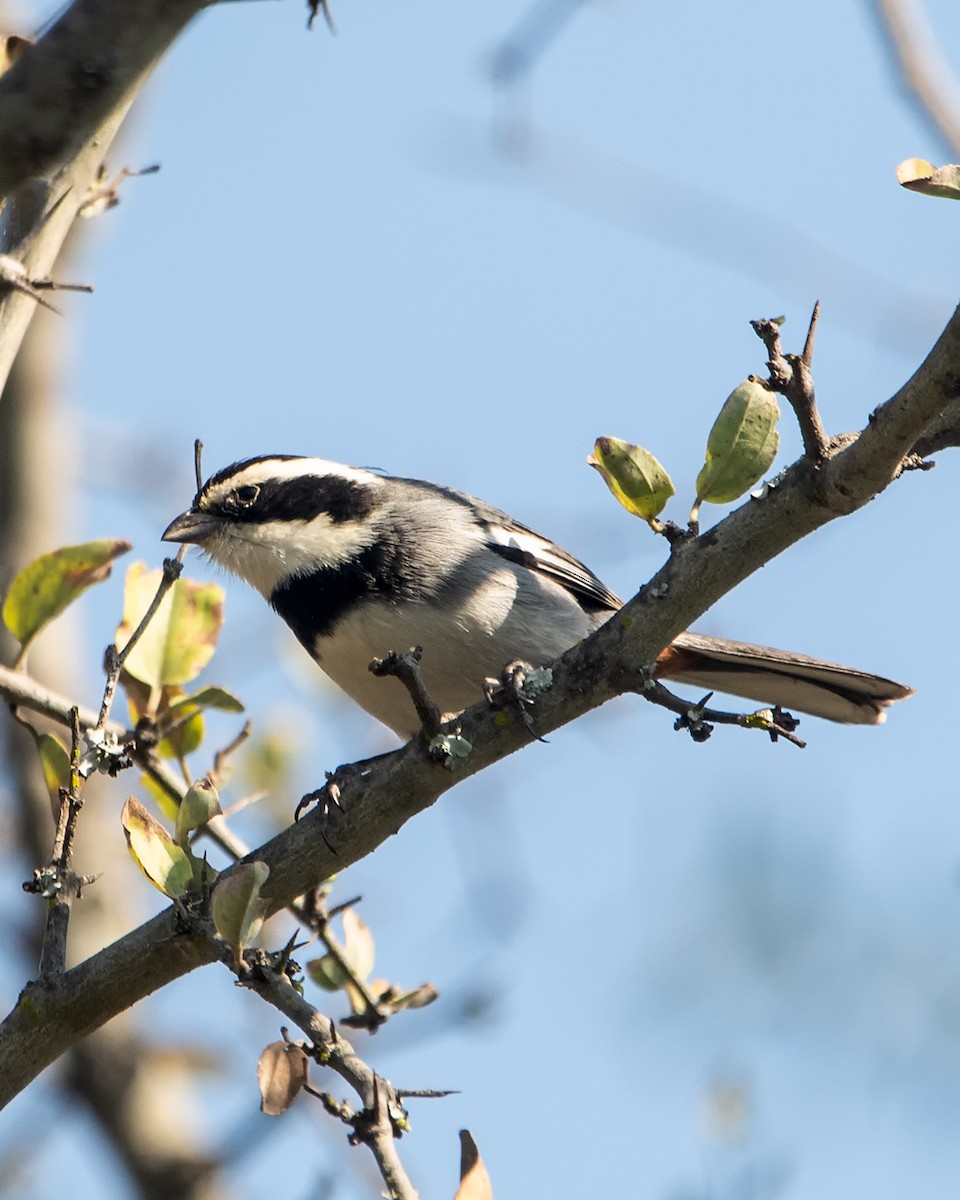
655,631,914,725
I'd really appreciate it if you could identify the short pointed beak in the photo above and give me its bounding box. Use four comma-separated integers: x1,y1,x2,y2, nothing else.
162,509,221,545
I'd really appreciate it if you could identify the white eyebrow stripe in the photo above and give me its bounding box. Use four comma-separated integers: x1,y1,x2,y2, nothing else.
208,457,379,491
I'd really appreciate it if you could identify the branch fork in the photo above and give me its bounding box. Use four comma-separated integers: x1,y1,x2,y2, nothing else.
752,302,829,461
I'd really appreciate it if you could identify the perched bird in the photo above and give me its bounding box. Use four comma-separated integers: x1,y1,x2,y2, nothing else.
162,455,913,738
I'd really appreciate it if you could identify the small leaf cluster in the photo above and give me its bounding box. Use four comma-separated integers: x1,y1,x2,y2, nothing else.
118,562,242,789
121,783,272,968
590,377,781,530
3,542,263,963
121,779,222,900
2,543,244,804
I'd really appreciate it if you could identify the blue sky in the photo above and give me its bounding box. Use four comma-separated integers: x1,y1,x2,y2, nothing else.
5,1,960,1197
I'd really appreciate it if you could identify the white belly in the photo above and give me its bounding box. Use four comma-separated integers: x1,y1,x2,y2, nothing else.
312,565,596,737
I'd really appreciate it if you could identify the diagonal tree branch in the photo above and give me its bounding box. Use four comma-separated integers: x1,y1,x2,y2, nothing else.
1,300,956,1109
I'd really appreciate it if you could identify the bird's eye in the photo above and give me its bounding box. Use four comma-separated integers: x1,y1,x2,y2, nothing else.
235,485,260,508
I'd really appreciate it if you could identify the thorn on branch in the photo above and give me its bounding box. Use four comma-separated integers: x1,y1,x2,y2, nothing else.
396,1087,460,1099
211,719,252,789
750,302,829,462
0,253,93,314
643,678,807,748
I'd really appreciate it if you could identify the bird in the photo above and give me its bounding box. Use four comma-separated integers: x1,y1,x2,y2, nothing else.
162,455,913,738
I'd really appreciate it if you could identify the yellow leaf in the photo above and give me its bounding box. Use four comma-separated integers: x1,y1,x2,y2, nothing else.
121,797,194,898
588,437,674,524
38,733,71,803
117,563,224,688
139,771,181,823
896,158,960,201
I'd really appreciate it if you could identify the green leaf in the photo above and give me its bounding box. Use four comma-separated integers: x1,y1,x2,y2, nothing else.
117,563,224,688
588,437,675,524
175,777,222,847
121,796,194,899
152,687,244,759
157,707,204,760
173,686,245,714
2,539,131,662
306,953,350,991
693,379,780,516
896,158,960,201
211,861,270,966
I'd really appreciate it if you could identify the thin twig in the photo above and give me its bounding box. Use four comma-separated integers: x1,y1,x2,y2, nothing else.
642,679,807,748
96,552,184,730
194,438,204,495
210,719,252,788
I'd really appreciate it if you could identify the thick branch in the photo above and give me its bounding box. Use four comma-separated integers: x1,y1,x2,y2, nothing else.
0,0,208,198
